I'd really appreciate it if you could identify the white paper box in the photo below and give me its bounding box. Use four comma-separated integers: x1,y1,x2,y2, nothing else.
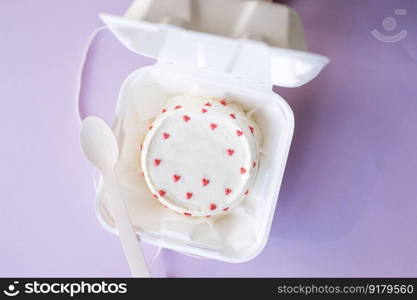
95,1,328,263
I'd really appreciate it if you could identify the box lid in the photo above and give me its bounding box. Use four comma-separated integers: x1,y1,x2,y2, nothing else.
100,13,329,88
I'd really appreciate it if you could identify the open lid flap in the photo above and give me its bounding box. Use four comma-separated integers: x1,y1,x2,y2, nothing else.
100,14,329,88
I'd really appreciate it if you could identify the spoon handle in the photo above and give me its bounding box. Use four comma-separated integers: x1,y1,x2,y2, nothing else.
104,173,151,278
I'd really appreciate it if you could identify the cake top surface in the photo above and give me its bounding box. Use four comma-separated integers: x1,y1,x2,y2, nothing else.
141,95,259,217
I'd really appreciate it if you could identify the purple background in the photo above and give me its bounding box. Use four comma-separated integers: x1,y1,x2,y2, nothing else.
1,0,416,277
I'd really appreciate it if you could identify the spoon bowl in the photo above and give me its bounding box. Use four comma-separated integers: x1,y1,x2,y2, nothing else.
80,116,119,172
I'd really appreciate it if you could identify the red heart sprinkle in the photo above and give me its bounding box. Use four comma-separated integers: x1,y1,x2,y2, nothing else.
240,167,247,174
210,123,218,130
202,178,210,186
183,115,191,122
225,188,232,195
220,100,227,106
186,192,193,199
202,108,208,113
223,207,229,211
184,212,192,216
173,174,181,182
158,190,166,197
162,108,167,113
210,203,217,210
230,113,236,119
249,126,254,134
174,105,182,109
227,149,234,156
236,130,243,136
163,133,170,139
244,189,249,195
205,102,212,107
253,161,256,167
152,194,158,199
153,159,161,166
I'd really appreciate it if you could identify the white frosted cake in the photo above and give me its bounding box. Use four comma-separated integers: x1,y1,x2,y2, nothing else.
141,95,260,217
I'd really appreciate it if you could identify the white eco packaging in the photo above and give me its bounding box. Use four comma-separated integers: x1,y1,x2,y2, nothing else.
94,0,329,263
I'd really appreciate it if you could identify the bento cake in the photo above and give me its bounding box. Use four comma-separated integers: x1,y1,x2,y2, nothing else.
141,95,260,217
